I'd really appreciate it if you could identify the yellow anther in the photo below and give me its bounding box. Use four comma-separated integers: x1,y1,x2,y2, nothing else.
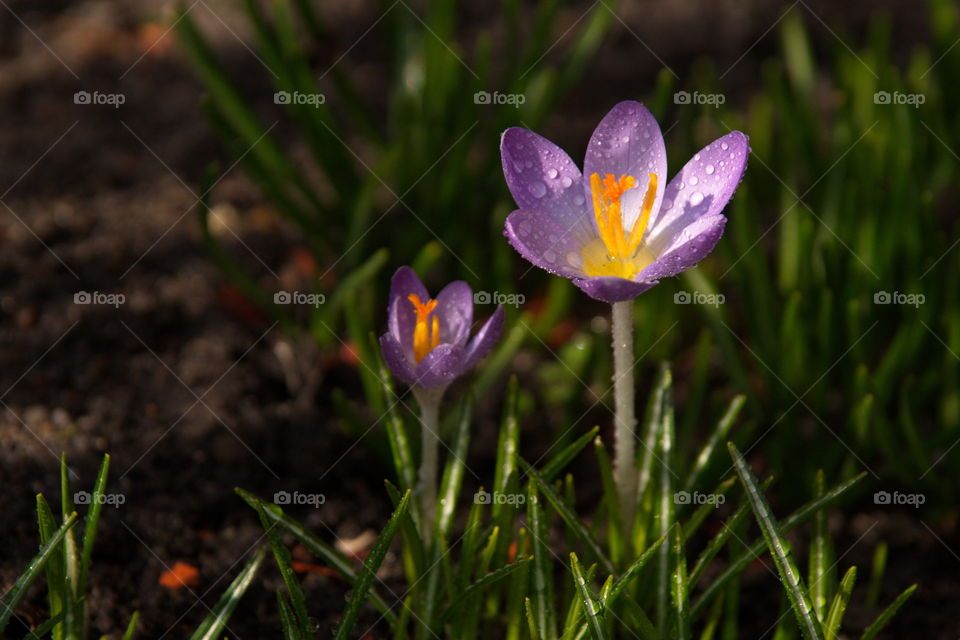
582,172,659,279
408,294,440,363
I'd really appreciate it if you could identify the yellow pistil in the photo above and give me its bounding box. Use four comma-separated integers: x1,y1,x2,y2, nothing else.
581,172,659,279
408,294,441,363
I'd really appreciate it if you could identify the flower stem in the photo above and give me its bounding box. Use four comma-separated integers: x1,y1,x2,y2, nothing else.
413,387,444,539
611,300,638,536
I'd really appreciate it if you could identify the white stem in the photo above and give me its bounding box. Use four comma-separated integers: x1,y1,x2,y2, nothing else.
611,300,638,535
413,387,444,539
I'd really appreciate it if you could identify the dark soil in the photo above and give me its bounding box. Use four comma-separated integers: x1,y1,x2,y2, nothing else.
0,1,955,638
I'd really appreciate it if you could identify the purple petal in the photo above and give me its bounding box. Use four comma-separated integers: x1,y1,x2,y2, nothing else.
379,332,417,386
413,343,466,388
504,208,588,279
583,101,667,234
573,276,657,303
501,128,595,244
435,280,473,347
388,266,429,352
637,214,727,281
464,306,505,369
646,131,748,254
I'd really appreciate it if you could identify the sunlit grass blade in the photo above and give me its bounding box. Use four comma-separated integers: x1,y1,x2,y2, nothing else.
866,542,887,607
189,547,266,640
334,489,411,640
435,393,473,539
528,481,557,640
276,590,299,640
235,488,397,624
691,472,866,616
386,479,425,584
823,566,856,640
24,611,66,640
570,554,607,640
859,584,917,640
0,512,77,635
671,525,689,640
120,612,138,640
728,443,824,640
78,453,109,638
521,459,614,574
656,373,676,638
808,470,835,622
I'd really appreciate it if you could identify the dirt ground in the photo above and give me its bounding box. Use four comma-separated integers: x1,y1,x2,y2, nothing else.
0,1,956,637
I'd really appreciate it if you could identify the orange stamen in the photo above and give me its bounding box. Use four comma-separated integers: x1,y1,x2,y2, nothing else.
408,294,440,362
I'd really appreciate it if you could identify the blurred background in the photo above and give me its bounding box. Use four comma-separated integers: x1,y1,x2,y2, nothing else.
1,0,958,636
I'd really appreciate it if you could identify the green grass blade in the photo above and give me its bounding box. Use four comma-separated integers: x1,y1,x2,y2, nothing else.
859,584,916,640
539,427,601,483
728,443,824,640
691,472,866,617
683,396,745,493
121,612,139,640
528,482,557,640
189,547,266,640
0,512,78,634
442,557,533,623
334,490,411,640
521,459,614,574
808,470,835,623
570,554,607,640
235,488,397,624
435,392,473,539
671,525,689,640
824,566,856,640
78,454,110,611
258,504,311,636
594,437,624,567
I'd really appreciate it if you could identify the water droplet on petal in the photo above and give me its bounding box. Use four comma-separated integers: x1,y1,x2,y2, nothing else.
689,176,699,186
518,221,531,236
661,198,673,210
528,181,547,198
690,191,704,206
566,252,583,268
721,141,729,150
543,249,557,263
574,194,585,205
561,176,573,187
729,152,735,159
621,136,630,143
694,153,701,161
705,164,715,175
513,161,524,173
547,168,558,179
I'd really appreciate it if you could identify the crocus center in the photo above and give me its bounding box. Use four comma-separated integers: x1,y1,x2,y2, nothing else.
581,172,658,279
407,294,440,363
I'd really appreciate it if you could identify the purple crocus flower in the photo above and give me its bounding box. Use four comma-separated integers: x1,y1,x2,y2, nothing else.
501,100,749,303
379,266,505,389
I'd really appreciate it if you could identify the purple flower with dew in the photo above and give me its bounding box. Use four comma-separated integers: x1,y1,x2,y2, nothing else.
379,266,505,390
501,100,749,303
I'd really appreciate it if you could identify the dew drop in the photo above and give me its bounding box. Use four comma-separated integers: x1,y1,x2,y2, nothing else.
566,252,583,268
518,221,532,236
621,136,630,143
721,142,729,150
547,168,558,179
690,191,704,206
561,176,573,187
543,249,557,263
573,194,585,205
705,164,715,175
661,198,673,210
528,181,547,198
689,176,699,186
513,161,524,173
694,153,701,161
729,152,735,159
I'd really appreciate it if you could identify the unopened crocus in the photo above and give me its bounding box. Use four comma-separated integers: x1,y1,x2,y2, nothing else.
500,100,748,529
379,266,504,534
